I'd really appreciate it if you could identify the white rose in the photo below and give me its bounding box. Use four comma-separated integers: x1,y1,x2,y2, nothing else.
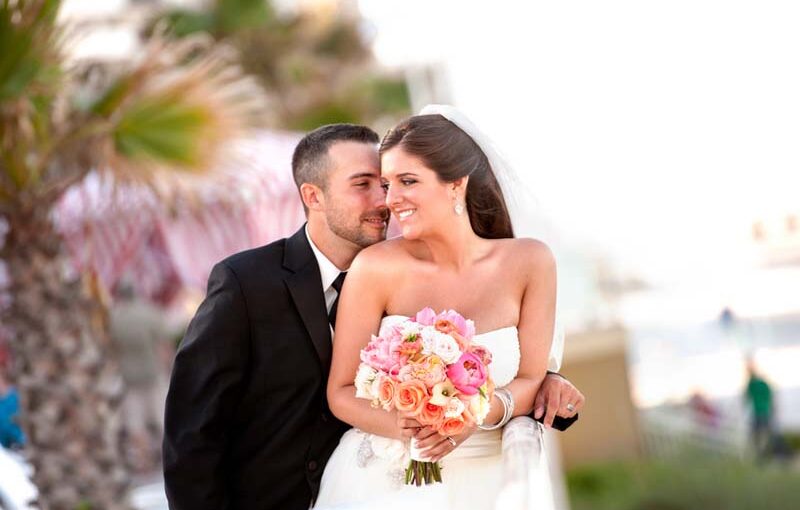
444,397,466,418
354,364,379,400
420,326,438,355
470,393,491,424
401,322,421,339
432,332,462,364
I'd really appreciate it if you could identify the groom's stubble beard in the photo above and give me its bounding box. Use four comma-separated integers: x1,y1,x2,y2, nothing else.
325,204,389,248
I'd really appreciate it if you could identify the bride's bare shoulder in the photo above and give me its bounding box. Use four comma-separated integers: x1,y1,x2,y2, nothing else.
348,236,415,275
495,237,556,275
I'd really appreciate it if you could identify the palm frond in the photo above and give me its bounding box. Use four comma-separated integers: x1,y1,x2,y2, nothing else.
0,0,63,200
96,31,267,185
0,0,61,101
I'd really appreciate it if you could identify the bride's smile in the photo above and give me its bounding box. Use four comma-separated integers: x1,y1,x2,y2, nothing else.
381,149,469,242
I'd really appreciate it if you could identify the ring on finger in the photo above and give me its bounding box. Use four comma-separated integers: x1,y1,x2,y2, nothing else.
445,436,456,447
566,403,576,412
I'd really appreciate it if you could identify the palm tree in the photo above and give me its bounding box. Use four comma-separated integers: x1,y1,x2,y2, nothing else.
0,1,265,508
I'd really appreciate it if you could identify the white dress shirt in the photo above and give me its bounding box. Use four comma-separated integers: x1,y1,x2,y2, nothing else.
305,226,345,314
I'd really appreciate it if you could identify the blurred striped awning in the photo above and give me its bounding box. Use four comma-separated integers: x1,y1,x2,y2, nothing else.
52,130,306,303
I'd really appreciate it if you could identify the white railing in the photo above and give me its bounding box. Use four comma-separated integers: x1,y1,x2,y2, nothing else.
496,416,556,510
640,406,747,459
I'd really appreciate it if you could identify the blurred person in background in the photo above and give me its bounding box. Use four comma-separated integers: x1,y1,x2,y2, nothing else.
110,283,172,473
689,389,720,431
745,357,775,461
0,365,24,450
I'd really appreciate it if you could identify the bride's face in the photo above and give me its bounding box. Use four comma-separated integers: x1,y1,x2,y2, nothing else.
381,147,456,240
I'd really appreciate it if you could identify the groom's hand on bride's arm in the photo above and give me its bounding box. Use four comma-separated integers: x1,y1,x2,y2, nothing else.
532,371,584,431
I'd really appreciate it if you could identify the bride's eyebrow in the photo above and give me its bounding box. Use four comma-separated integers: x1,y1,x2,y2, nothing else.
395,172,419,178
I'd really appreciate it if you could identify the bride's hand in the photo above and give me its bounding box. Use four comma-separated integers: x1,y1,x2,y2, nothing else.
396,413,436,441
416,421,478,463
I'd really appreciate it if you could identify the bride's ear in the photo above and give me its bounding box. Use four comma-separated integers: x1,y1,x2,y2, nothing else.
451,176,469,196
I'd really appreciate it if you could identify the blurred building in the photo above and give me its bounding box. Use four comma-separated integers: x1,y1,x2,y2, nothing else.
558,326,641,469
752,213,800,268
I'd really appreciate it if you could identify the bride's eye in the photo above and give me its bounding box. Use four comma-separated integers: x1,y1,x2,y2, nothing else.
380,182,390,191
400,178,417,186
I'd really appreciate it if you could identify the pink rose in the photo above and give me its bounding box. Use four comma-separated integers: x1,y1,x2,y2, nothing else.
360,334,407,375
435,310,472,340
398,355,447,388
469,344,493,367
398,337,422,358
446,352,488,396
415,307,437,326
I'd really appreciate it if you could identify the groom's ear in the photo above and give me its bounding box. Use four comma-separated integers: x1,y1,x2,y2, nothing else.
300,182,325,212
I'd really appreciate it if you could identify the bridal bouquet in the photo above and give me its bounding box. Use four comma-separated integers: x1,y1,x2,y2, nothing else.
354,307,493,485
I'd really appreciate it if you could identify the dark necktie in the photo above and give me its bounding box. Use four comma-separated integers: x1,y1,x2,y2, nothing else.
328,272,347,329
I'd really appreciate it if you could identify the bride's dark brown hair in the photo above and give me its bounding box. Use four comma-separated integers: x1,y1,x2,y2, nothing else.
379,114,514,239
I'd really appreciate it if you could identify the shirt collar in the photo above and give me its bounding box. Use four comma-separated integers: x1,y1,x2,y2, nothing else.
305,224,343,292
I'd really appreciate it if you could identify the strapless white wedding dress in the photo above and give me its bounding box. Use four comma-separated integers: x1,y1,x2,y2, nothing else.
315,315,525,510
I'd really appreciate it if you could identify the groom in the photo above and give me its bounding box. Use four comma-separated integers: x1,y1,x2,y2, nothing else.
163,124,584,510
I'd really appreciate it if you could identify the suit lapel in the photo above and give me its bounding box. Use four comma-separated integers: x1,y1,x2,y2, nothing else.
283,226,333,375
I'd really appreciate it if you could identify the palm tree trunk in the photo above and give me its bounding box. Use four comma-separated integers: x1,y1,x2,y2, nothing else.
1,208,132,510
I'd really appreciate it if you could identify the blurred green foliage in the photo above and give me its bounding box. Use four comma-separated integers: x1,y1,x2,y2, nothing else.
149,0,411,130
567,455,800,510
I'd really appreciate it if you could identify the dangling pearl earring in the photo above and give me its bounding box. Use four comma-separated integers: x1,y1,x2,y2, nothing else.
454,202,465,216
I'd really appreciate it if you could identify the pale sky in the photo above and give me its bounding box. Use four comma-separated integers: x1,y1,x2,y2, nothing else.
359,0,800,285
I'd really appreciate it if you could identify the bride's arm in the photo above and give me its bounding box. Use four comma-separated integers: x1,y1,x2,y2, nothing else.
485,239,557,426
327,246,403,440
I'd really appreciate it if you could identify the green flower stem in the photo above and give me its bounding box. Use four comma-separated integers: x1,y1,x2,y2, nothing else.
405,460,443,486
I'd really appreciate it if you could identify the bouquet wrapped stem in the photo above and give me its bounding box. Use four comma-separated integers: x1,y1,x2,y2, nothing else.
406,438,443,485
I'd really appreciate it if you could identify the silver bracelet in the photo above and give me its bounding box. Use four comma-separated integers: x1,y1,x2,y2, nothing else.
478,387,515,430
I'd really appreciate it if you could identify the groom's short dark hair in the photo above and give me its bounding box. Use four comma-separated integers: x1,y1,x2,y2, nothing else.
292,124,379,192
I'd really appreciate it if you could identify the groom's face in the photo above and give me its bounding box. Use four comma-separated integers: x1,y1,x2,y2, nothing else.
321,141,389,248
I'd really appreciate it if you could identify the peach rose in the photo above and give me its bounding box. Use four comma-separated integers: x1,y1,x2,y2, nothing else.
418,400,445,427
439,416,466,437
434,319,469,351
398,355,447,388
394,379,428,415
377,376,396,411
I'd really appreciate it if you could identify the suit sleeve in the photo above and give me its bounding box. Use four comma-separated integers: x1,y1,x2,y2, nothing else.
163,262,250,510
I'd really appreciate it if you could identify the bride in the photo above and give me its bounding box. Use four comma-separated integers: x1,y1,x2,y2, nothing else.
317,106,556,509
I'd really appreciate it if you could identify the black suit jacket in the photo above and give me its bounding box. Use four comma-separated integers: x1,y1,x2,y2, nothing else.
163,226,348,510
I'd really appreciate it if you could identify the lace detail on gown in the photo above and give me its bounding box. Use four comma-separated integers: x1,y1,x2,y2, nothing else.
315,315,523,509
